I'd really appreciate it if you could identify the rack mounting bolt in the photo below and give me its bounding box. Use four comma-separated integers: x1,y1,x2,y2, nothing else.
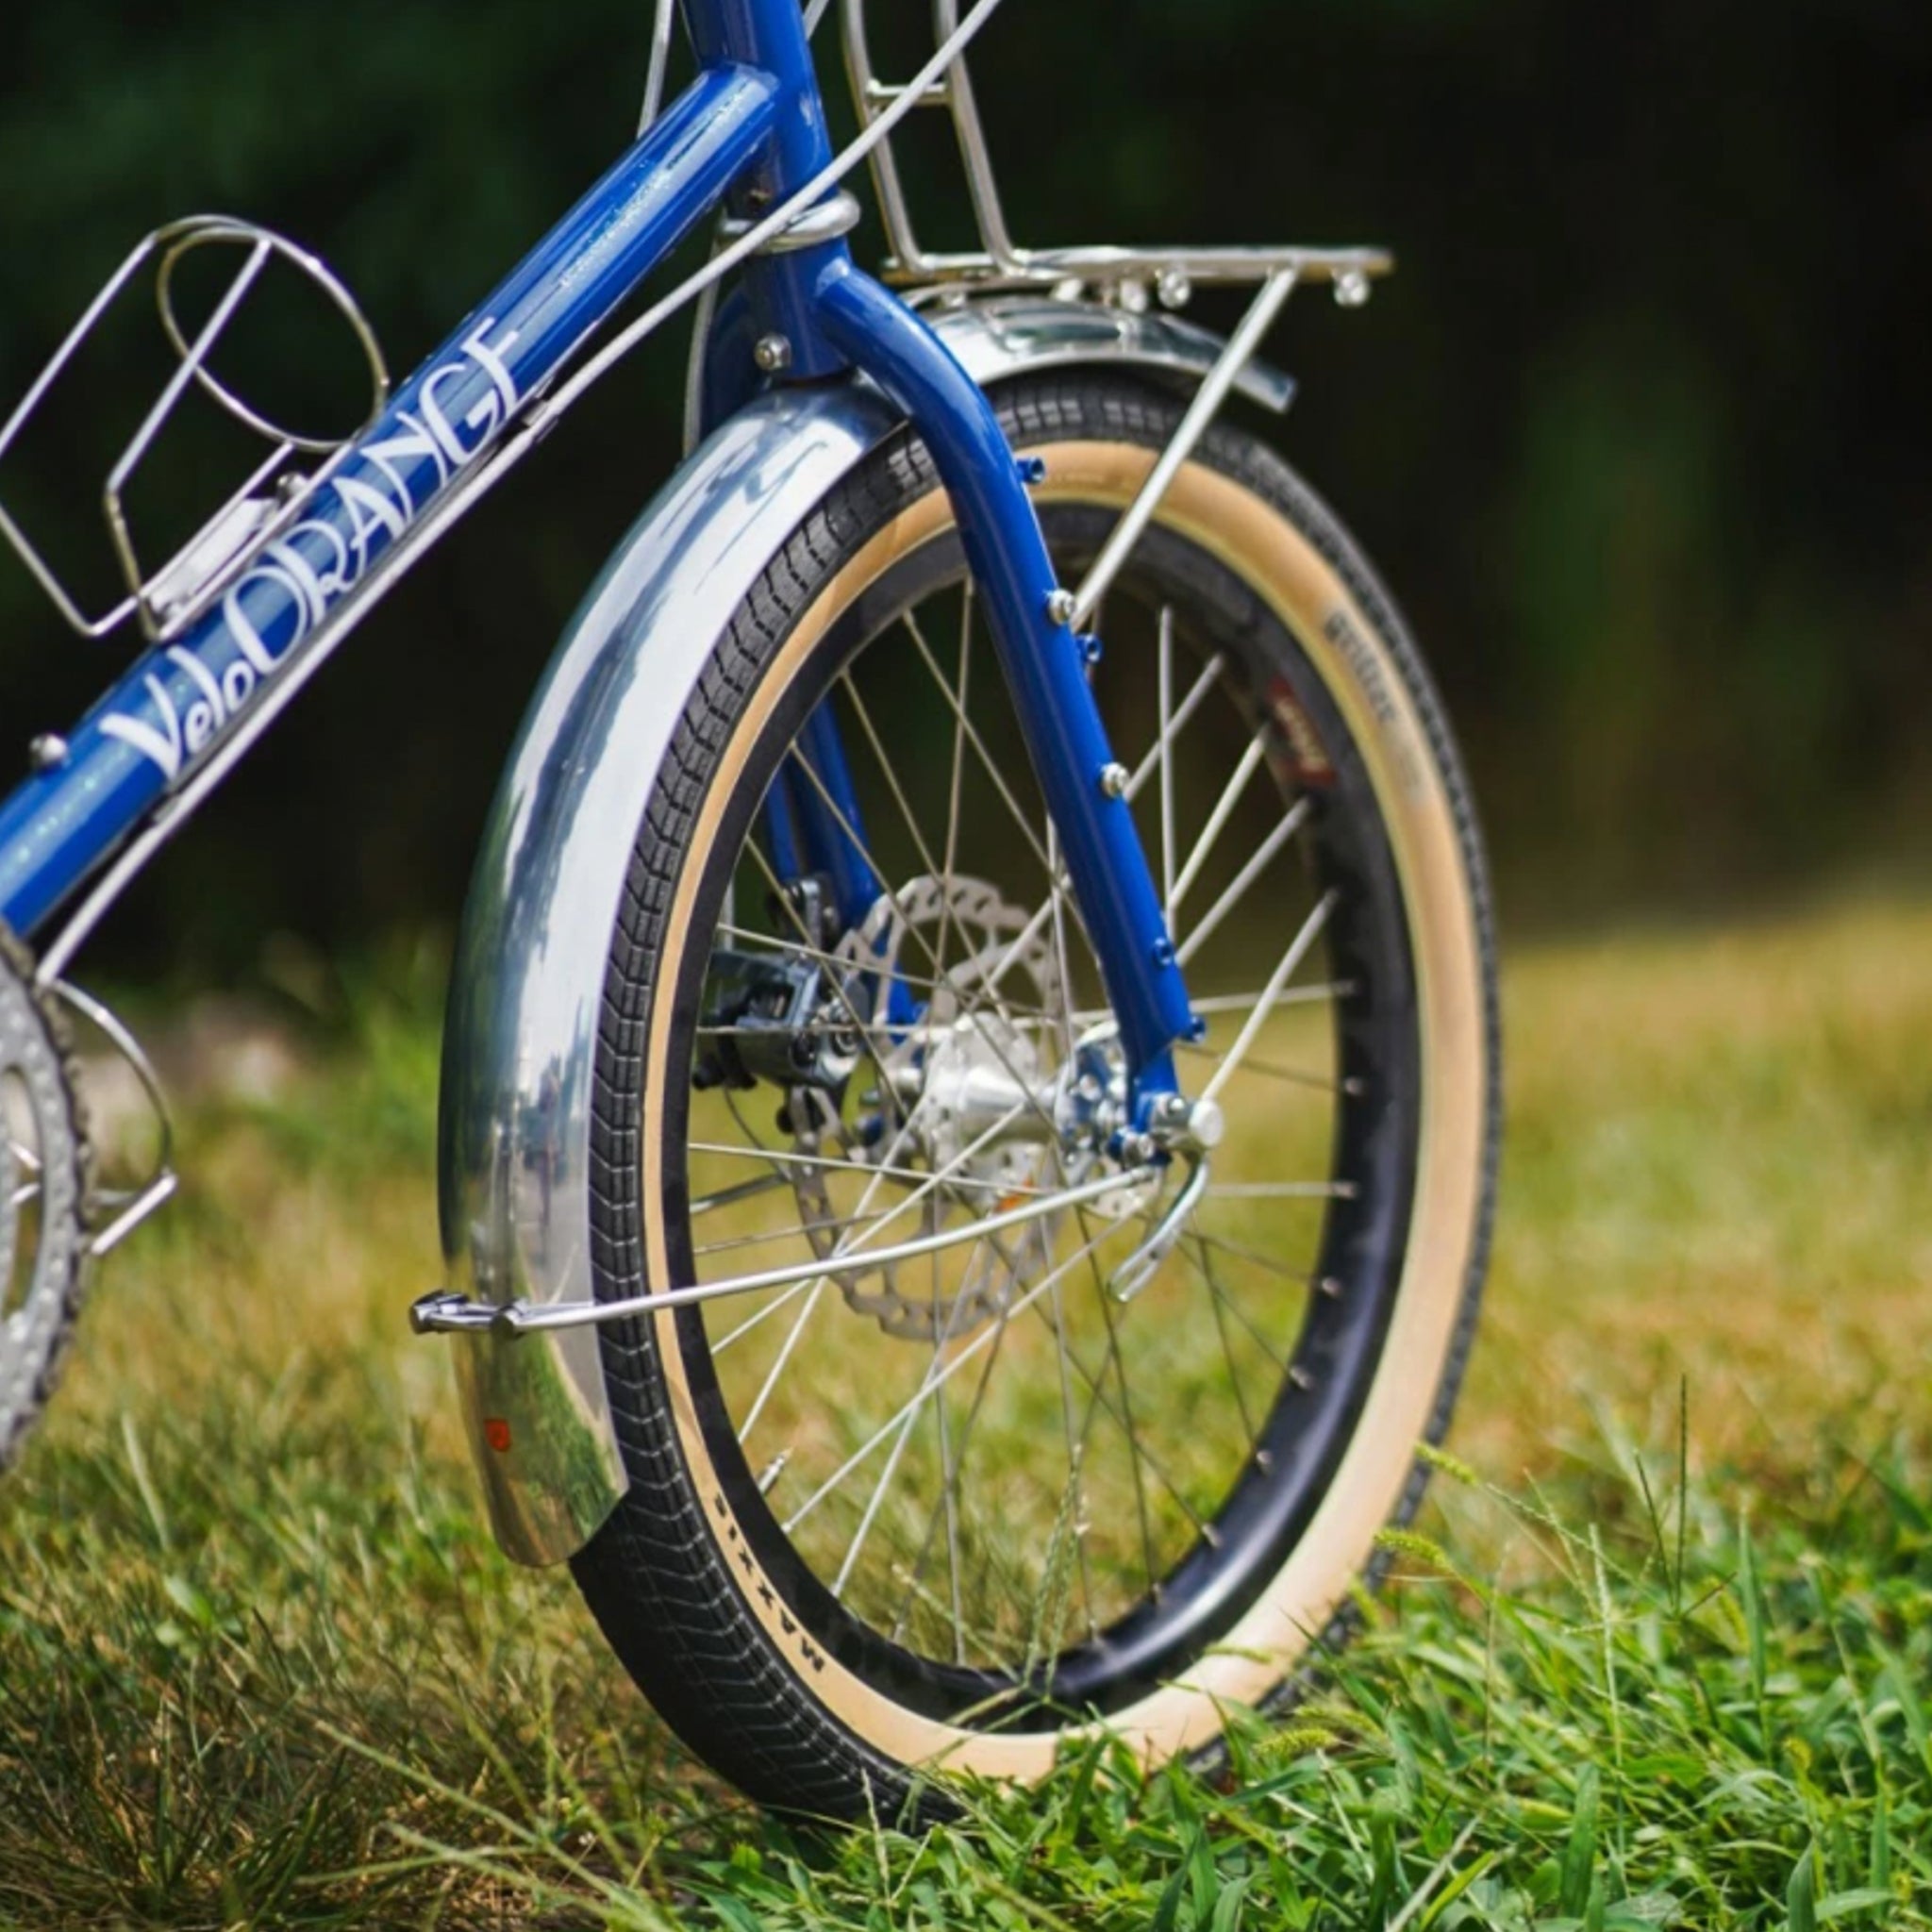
28,734,68,774
1334,270,1372,309
753,332,793,374
1044,587,1077,626
1156,266,1192,310
1098,761,1129,799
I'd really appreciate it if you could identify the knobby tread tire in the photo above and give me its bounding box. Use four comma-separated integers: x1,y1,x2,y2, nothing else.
570,373,1500,1823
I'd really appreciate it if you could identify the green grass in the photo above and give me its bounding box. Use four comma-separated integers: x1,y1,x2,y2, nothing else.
3,897,1931,1928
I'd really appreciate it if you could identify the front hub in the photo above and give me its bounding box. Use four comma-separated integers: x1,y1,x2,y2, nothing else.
758,874,1153,1341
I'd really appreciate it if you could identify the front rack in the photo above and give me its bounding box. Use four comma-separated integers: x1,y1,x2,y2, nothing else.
840,0,1391,307
0,216,389,648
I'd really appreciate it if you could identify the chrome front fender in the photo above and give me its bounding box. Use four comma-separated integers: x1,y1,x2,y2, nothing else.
436,297,1293,1566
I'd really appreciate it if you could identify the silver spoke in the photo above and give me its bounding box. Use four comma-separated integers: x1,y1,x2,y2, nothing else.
1202,889,1338,1107
1125,650,1224,804
737,841,915,1064
1180,1234,1295,1382
688,1139,1052,1195
1203,1246,1260,1452
1177,1039,1340,1094
691,1166,795,1213
1033,847,1100,1638
1169,737,1266,915
780,744,963,997
925,1369,971,1659
715,920,1058,1024
1025,1250,1215,1546
1174,797,1311,968
835,667,1030,1048
931,1244,970,1659
693,1203,898,1260
741,1279,833,1440
1085,1218,1165,1591
889,1244,1014,1651
840,671,948,889
1047,1270,1101,1641
1069,982,1348,1027
833,1254,999,1601
902,608,1055,879
710,1274,817,1357
782,1217,1121,1535
1208,1179,1354,1201
985,893,1063,1004
1158,605,1178,921
1192,1225,1322,1287
987,647,1224,1000
741,1104,1016,1438
930,578,974,1041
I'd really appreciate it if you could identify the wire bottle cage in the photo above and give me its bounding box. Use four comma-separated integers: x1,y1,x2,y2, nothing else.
0,218,389,650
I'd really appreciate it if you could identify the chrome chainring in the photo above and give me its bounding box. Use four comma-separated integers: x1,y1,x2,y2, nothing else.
0,932,92,1474
787,874,1065,1342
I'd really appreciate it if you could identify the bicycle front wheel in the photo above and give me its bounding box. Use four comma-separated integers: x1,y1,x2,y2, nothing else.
570,373,1499,1819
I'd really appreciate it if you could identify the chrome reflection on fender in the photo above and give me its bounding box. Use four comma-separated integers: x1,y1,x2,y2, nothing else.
430,296,1294,1569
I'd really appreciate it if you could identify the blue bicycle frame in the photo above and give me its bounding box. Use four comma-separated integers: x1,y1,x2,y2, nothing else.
0,0,1195,1112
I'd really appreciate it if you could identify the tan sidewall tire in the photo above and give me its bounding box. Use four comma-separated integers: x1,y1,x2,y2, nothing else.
640,438,1490,1784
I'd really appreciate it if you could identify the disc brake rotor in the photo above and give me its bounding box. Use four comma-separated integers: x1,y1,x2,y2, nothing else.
0,934,92,1474
785,874,1065,1342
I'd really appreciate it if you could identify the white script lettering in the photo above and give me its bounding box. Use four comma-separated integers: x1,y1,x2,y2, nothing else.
97,316,523,783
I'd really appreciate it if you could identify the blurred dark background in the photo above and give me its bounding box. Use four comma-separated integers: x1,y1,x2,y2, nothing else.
1,0,1927,977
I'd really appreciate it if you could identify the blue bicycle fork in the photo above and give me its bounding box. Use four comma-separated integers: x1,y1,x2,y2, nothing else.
0,0,1197,1114
704,0,1194,1108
